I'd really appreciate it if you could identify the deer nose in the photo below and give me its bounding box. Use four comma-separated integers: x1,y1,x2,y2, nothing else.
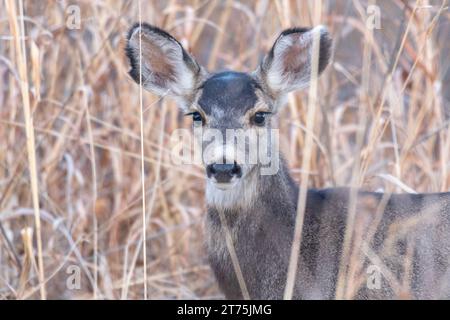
206,162,242,183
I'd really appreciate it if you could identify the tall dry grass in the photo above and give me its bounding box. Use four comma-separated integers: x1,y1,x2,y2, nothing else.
0,0,449,299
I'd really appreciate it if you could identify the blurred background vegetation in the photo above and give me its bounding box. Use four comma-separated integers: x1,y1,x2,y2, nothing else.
0,0,449,299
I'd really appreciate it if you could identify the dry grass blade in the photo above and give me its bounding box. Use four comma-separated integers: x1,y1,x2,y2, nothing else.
17,227,34,299
82,87,98,299
5,0,46,300
217,210,250,300
137,0,148,300
284,26,322,300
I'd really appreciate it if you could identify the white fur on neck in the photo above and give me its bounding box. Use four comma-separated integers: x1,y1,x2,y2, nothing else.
206,171,259,211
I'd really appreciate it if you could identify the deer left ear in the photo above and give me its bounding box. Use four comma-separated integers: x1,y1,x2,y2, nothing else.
257,26,332,96
125,23,205,105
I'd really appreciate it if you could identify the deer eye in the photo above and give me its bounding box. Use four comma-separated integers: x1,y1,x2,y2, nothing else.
252,112,270,126
186,111,204,124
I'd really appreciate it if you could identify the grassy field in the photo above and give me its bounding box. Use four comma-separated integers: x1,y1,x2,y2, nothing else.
0,0,449,299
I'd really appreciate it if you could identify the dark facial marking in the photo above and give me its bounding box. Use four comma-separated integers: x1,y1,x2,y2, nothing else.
198,72,260,116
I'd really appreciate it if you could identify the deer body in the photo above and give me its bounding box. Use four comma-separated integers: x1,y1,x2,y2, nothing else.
206,159,450,299
125,23,450,299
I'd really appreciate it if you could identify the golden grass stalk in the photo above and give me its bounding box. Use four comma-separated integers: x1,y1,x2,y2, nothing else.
334,0,375,299
138,0,148,300
207,0,233,70
18,227,34,299
284,25,322,300
334,0,375,298
5,0,46,300
218,209,250,300
82,88,98,299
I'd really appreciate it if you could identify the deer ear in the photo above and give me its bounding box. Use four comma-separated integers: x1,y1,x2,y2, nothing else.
257,26,332,96
126,23,204,101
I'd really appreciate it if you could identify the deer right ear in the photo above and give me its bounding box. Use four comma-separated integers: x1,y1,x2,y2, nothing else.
125,23,204,105
257,26,332,96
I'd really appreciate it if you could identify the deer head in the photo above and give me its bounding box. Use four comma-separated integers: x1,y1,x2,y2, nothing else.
125,23,332,191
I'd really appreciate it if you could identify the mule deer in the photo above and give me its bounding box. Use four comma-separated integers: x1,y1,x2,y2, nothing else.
125,23,450,299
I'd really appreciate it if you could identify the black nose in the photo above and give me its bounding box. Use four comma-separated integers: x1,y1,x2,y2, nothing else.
206,162,242,183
